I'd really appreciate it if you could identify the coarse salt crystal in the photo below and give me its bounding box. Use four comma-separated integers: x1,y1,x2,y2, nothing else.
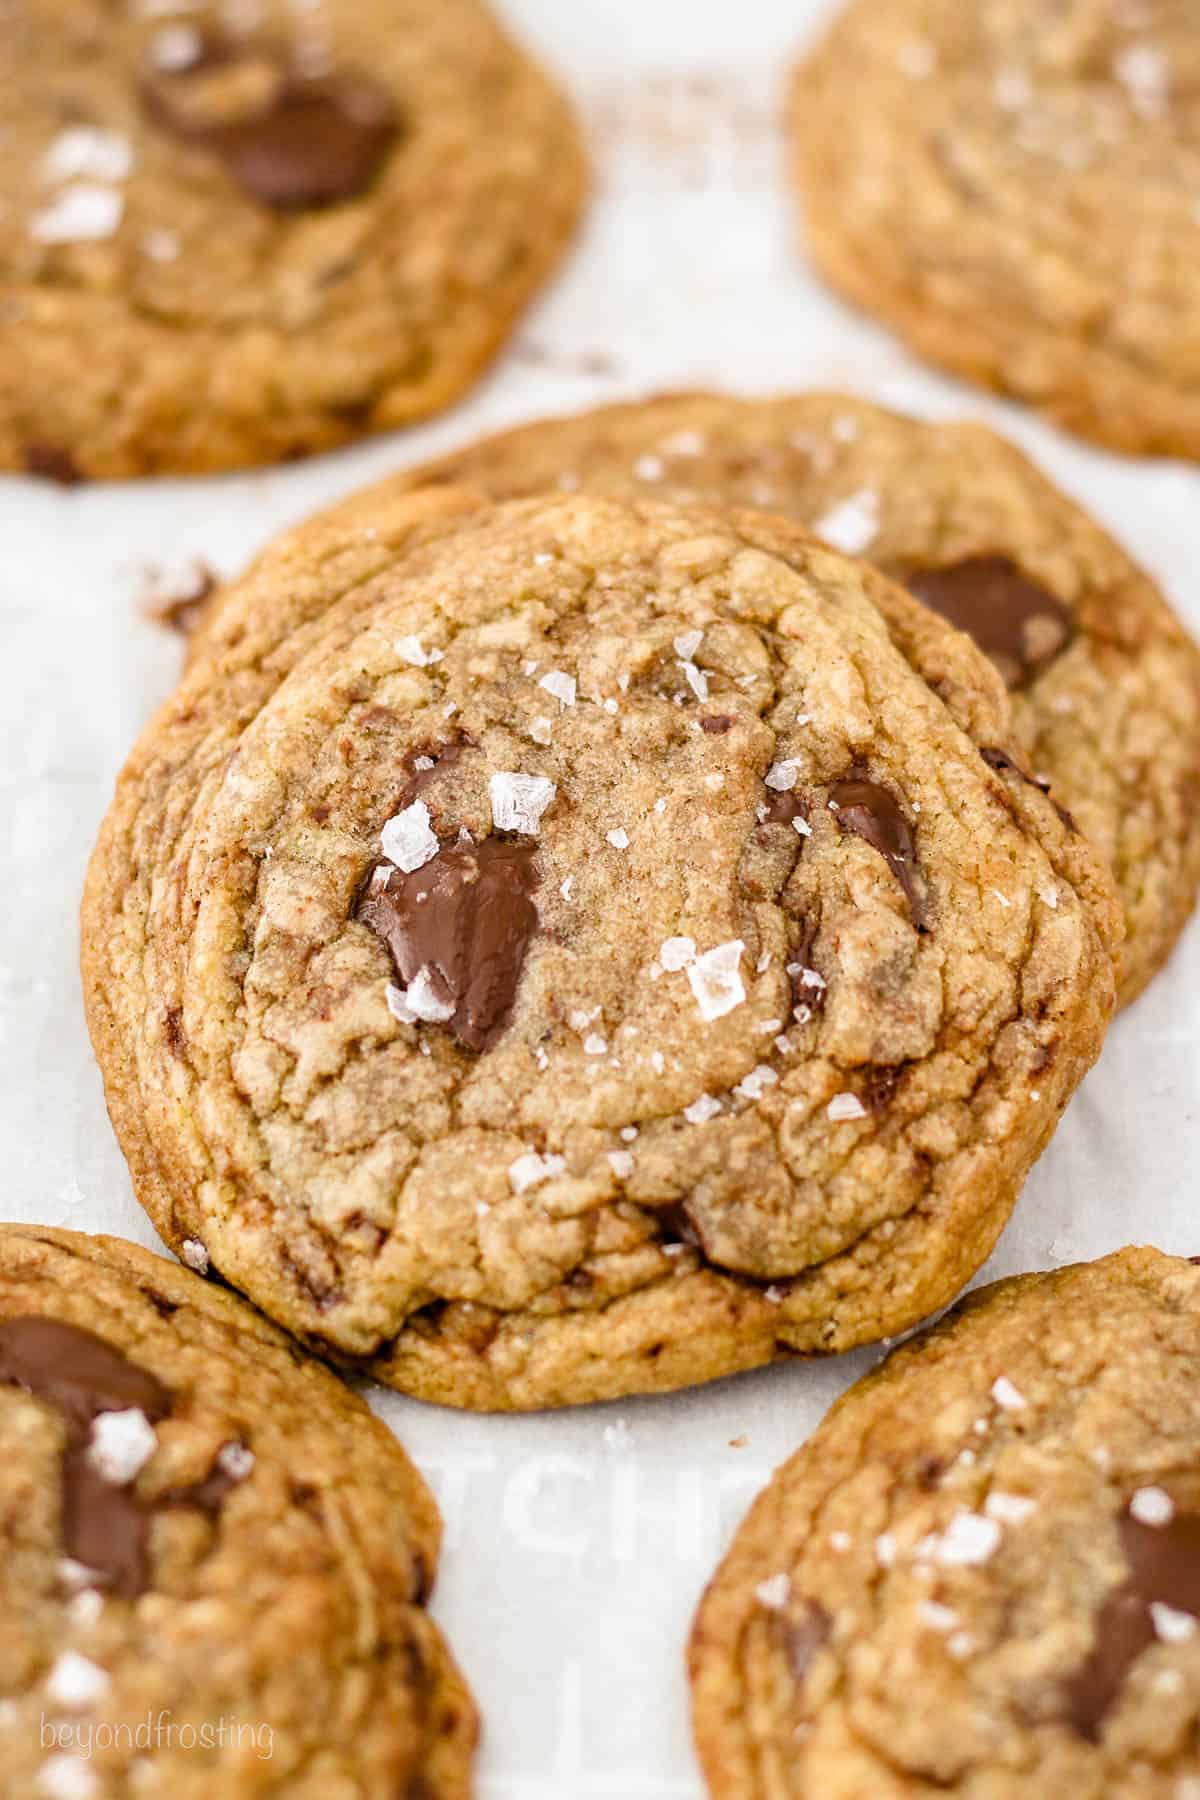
687,941,745,1022
490,772,556,835
684,1094,722,1125
529,716,553,745
918,1601,958,1631
583,1034,608,1057
45,1652,110,1710
933,1511,1002,1567
660,936,696,972
608,1150,635,1179
985,1492,1036,1525
381,799,439,872
827,1093,866,1123
394,634,441,667
991,1376,1026,1411
508,1152,566,1195
37,1757,97,1800
43,128,132,185
1130,1486,1175,1527
765,760,799,792
606,828,630,850
539,670,577,707
32,183,124,244
735,1065,778,1102
635,454,665,481
755,1573,790,1610
88,1410,157,1485
395,968,454,1024
1151,1601,1197,1645
815,490,879,555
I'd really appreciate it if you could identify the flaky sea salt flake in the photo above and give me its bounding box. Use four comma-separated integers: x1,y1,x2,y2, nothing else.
508,1152,566,1195
827,1093,866,1123
381,799,439,872
32,183,124,244
490,772,556,835
687,941,745,1022
88,1409,157,1485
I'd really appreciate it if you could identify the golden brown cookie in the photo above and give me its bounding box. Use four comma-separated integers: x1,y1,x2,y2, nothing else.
84,487,1118,1410
690,1246,1200,1799
191,392,1200,1004
0,1225,476,1797
0,0,585,477
790,0,1200,461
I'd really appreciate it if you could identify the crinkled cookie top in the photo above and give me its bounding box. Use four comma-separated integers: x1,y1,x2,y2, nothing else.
84,490,1119,1409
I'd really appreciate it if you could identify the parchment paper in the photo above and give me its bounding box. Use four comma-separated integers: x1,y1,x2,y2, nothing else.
2,3,1198,1792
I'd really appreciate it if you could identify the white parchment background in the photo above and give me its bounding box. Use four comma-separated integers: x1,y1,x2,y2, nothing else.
2,3,1199,1793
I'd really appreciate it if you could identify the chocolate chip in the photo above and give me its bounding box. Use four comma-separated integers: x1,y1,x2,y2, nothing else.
23,444,83,486
762,787,809,828
657,1202,704,1251
904,556,1073,690
145,53,399,210
780,1601,831,1681
828,778,926,931
701,715,734,734
0,1318,171,1596
1063,1502,1200,1739
358,837,540,1053
217,77,399,209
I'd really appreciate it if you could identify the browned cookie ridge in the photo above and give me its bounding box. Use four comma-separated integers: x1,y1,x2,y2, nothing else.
790,0,1200,461
84,488,1118,1410
690,1248,1200,1798
0,1226,476,1797
201,390,1195,1005
0,0,585,476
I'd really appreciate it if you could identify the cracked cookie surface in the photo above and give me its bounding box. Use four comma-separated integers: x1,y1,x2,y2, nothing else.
690,1247,1200,1799
84,489,1118,1410
0,1225,476,1798
0,0,584,477
790,0,1200,461
207,391,1200,1004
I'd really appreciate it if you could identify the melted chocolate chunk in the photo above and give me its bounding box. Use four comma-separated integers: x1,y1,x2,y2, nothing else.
763,787,809,828
23,444,83,486
780,1601,831,1681
701,715,734,734
359,838,540,1053
905,556,1073,690
0,1318,171,1597
1063,1502,1200,1740
145,49,399,209
828,779,926,930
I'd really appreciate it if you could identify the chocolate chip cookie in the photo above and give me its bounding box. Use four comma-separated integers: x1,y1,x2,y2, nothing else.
0,0,585,477
0,1225,476,1797
690,1246,1200,1798
233,391,1196,1006
791,0,1200,461
83,488,1118,1410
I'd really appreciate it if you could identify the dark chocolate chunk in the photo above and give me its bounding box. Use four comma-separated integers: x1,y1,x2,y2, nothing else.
145,51,399,210
828,778,926,930
0,1318,171,1596
780,1601,832,1681
905,556,1073,690
359,837,540,1053
216,77,399,209
1063,1501,1200,1740
701,715,734,734
23,444,83,486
